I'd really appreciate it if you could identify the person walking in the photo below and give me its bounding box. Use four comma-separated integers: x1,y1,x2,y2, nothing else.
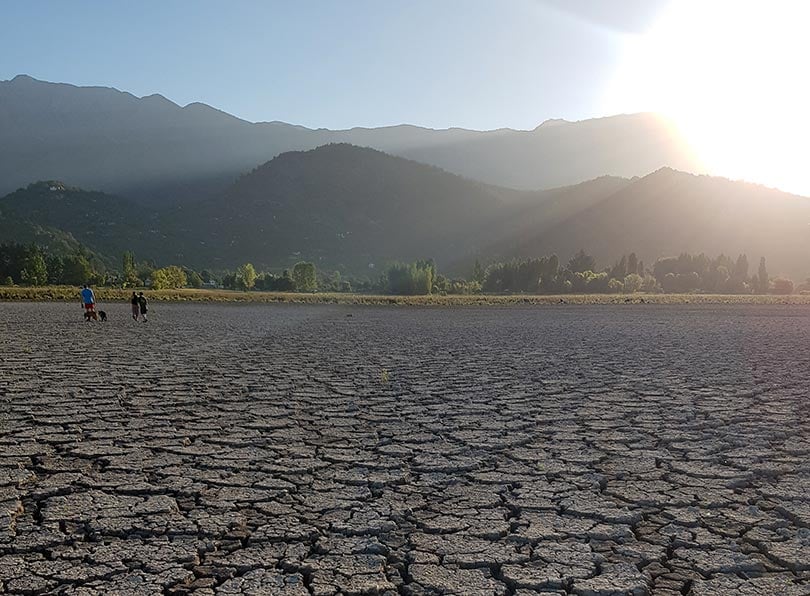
138,292,148,322
130,291,140,321
80,285,96,320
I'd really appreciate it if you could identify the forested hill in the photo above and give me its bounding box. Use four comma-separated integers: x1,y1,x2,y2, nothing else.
0,75,700,204
0,182,160,262
0,205,85,258
164,144,517,270
507,168,810,279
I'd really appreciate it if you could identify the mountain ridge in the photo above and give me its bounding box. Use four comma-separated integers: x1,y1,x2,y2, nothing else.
0,75,702,204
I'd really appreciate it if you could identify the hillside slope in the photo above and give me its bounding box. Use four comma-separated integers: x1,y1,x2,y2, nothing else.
166,144,518,270
511,169,810,278
0,182,161,261
0,208,86,257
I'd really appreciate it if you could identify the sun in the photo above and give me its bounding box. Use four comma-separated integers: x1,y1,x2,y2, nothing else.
604,1,810,196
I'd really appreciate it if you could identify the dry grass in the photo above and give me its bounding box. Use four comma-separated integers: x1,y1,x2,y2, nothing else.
0,285,808,306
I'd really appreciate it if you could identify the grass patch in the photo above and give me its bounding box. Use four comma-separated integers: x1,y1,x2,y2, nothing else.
0,285,808,306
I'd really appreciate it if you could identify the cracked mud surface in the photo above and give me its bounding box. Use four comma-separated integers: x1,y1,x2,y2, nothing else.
1,302,810,595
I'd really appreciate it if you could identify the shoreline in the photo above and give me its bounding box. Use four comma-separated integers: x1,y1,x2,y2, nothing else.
0,286,808,306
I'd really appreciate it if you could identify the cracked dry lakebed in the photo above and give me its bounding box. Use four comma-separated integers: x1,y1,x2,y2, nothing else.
1,301,810,595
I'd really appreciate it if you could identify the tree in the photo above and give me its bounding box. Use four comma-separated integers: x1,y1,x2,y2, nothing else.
641,274,660,293
609,256,627,281
137,262,155,285
385,261,433,295
46,255,64,285
757,257,768,294
185,269,204,289
122,251,135,274
61,255,93,285
567,249,596,274
623,273,643,293
21,251,47,286
277,269,295,292
587,272,609,293
472,260,485,284
122,251,140,287
433,274,449,294
482,256,561,294
733,254,749,280
292,262,318,292
326,271,342,292
235,263,257,291
0,243,27,284
627,252,639,276
151,265,187,290
221,273,237,290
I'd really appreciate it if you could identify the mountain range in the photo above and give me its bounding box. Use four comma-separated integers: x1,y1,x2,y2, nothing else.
0,75,701,205
3,144,810,279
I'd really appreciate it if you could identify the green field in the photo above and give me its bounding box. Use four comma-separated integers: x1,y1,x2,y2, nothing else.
0,285,807,306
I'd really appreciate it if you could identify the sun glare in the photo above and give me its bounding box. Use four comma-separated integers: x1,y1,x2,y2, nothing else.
606,1,810,195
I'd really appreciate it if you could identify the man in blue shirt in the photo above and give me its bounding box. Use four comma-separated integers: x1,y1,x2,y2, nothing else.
81,285,96,319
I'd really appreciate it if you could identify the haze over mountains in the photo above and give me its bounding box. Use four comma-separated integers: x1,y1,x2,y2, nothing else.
2,75,810,280
0,75,701,203
3,143,810,279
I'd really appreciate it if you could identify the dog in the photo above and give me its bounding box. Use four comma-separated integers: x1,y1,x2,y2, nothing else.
98,310,107,322
83,310,98,322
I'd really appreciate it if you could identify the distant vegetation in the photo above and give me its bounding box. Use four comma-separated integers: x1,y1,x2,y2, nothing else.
385,260,435,295
1,241,805,298
0,243,101,287
478,251,802,296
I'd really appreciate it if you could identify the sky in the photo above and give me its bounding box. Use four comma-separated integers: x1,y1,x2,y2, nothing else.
1,0,808,194
0,0,665,130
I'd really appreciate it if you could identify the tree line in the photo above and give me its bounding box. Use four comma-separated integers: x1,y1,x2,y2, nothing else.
381,250,799,296
0,243,99,287
475,250,795,296
0,241,802,296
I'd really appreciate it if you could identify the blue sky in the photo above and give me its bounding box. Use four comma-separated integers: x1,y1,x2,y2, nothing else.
0,0,669,130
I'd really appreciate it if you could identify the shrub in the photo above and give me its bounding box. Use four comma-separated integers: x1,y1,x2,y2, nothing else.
449,279,482,295
770,278,794,295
